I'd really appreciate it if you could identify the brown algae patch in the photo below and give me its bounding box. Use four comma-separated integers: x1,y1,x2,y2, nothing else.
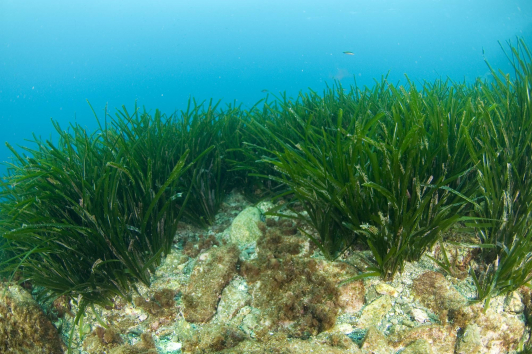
240,225,340,338
0,283,66,353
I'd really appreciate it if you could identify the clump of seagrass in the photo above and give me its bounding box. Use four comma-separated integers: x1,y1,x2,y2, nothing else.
0,103,211,351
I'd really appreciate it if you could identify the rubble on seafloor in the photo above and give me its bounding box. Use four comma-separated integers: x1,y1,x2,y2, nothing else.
1,191,531,353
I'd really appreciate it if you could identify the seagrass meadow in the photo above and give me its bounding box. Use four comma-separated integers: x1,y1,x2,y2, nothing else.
2,39,532,353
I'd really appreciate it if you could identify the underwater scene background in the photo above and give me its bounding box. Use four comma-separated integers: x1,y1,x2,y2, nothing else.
5,1,532,353
1,0,531,176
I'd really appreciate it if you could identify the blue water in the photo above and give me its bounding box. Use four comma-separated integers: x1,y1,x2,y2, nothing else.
1,0,531,176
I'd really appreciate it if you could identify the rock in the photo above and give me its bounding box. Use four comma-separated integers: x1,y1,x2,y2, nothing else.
331,323,355,335
229,207,263,245
455,323,481,354
358,295,392,328
390,324,456,354
183,244,240,322
181,323,245,353
108,333,158,354
504,291,524,314
450,303,525,353
316,331,361,351
375,283,399,297
411,308,430,323
412,271,467,315
255,200,275,215
519,286,532,322
214,276,251,323
401,339,433,354
0,283,65,353
240,307,263,337
338,280,365,314
361,326,393,354
217,333,363,353
240,230,340,337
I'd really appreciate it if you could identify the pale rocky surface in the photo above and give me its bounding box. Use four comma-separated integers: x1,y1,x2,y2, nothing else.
358,295,393,328
456,323,482,354
213,276,251,323
4,191,530,353
229,206,263,245
375,283,399,297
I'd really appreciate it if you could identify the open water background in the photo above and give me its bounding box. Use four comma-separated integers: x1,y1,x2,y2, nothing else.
1,0,531,176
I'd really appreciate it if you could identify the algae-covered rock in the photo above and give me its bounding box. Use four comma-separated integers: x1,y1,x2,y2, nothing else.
401,339,433,354
240,226,340,337
183,244,240,323
82,325,123,353
455,323,481,354
412,271,467,314
358,295,392,328
108,333,158,354
181,323,245,353
390,324,456,354
229,206,263,245
0,283,65,353
216,332,363,354
360,326,393,354
214,276,251,323
375,283,399,297
450,302,525,353
504,291,525,314
338,280,365,315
